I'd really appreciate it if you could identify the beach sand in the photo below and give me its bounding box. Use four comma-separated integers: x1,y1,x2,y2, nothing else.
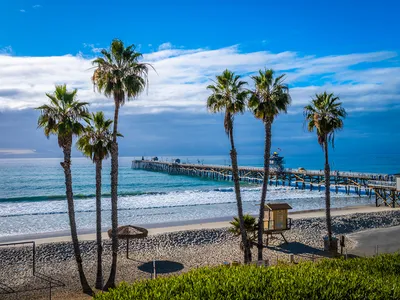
1,205,394,245
0,205,399,300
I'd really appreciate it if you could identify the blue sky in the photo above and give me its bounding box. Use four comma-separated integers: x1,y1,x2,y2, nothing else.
0,0,399,160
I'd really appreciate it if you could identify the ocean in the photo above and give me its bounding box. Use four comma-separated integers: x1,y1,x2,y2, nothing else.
0,154,398,239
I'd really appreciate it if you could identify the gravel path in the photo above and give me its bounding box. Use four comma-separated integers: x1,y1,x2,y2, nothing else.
0,210,399,300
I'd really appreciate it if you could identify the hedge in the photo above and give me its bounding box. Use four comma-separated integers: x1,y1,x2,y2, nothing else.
94,254,400,299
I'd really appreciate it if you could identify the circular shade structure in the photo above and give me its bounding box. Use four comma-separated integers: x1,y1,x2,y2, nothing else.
108,225,148,258
108,225,148,239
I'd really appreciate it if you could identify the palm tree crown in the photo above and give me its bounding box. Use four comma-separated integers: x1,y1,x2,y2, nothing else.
77,112,114,163
304,92,347,147
36,84,89,146
92,39,151,106
248,69,291,122
207,69,248,136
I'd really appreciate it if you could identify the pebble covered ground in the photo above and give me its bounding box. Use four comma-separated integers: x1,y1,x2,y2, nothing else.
0,210,399,300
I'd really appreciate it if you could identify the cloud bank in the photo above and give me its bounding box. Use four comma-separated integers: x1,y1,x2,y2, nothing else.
0,44,399,114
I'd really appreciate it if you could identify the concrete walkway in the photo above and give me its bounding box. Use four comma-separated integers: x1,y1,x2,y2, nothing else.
348,225,400,257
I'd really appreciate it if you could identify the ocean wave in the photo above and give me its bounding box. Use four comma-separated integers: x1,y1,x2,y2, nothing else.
0,187,263,203
0,191,168,203
0,200,240,218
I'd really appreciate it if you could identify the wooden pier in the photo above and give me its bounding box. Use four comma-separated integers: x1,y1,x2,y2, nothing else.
132,160,399,208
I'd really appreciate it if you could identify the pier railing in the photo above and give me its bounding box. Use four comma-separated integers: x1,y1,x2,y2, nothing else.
132,160,399,208
367,180,396,189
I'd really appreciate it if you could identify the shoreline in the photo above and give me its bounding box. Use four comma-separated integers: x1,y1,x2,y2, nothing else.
1,205,398,245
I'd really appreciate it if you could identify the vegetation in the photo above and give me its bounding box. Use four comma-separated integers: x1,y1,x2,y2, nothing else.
92,39,152,290
94,254,400,300
248,69,291,261
229,214,258,259
206,69,251,263
36,85,92,295
304,92,347,250
77,112,115,289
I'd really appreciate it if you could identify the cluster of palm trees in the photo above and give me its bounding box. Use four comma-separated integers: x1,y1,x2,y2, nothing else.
36,39,151,294
34,37,346,293
207,70,346,264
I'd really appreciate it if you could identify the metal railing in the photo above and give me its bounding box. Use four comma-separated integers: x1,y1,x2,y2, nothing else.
0,241,64,299
367,180,396,188
0,241,36,275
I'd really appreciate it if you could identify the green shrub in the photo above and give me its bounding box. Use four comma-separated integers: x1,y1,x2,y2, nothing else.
94,254,400,299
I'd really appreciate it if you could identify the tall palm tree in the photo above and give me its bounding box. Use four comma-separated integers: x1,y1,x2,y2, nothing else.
207,69,252,263
304,92,346,251
77,112,114,290
248,69,291,261
92,39,151,289
36,85,92,295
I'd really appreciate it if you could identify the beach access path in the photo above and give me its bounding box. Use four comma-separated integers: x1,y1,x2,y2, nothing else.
3,205,399,245
348,225,400,256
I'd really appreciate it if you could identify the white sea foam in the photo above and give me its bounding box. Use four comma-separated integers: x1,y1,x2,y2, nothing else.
0,186,373,237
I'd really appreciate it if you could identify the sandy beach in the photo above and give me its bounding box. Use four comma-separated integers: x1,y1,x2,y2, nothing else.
1,205,394,245
0,205,399,300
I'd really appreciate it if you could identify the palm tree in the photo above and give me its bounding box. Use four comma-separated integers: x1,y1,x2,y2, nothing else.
304,92,346,251
229,214,258,261
92,39,152,290
207,69,252,263
248,69,291,261
36,85,92,295
77,112,114,290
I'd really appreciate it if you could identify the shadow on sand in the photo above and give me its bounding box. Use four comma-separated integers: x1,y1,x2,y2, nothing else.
268,242,329,257
268,242,361,259
138,260,184,274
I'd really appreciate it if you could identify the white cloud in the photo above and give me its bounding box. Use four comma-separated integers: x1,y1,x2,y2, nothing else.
158,42,173,51
0,46,12,55
0,149,36,155
0,45,399,114
19,9,26,13
83,43,102,53
33,4,41,8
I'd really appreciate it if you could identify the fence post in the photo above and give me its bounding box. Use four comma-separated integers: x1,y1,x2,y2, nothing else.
32,241,36,276
153,260,157,279
289,254,294,264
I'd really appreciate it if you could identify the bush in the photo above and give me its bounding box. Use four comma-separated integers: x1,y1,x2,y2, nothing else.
94,254,400,299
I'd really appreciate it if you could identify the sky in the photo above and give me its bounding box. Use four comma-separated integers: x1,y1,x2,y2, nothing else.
0,0,399,160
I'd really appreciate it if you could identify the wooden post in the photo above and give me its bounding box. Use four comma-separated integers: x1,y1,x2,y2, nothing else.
126,238,129,259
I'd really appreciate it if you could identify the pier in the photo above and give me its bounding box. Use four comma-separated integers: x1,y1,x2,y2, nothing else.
132,160,400,208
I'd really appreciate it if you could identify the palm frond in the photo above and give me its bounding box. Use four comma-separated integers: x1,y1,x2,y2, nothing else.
76,111,115,162
248,69,291,122
206,70,248,136
92,39,154,106
35,84,89,148
303,92,347,149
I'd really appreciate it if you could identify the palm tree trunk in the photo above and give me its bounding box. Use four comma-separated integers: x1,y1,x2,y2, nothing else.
104,101,120,290
257,120,272,261
324,140,333,246
61,137,92,295
95,159,103,289
228,124,251,263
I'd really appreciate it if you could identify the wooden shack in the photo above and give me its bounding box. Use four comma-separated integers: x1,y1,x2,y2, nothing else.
263,203,292,245
264,203,292,231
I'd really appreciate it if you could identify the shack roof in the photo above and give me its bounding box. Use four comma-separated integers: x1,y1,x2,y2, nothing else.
264,203,292,211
